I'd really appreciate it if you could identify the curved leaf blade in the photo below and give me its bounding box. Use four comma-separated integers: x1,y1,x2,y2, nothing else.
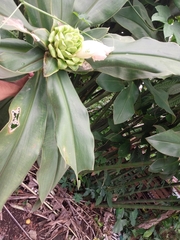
114,2,157,39
0,47,44,78
37,106,68,203
113,82,139,124
0,72,47,210
146,130,180,157
25,0,77,30
46,71,94,177
144,79,174,116
74,0,128,29
89,36,180,80
97,73,125,92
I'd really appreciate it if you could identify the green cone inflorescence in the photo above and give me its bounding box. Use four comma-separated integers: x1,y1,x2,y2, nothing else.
48,25,84,71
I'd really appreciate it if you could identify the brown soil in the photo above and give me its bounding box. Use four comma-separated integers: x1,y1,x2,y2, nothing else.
0,183,116,240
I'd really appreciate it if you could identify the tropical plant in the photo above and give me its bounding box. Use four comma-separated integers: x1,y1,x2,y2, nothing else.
1,0,180,213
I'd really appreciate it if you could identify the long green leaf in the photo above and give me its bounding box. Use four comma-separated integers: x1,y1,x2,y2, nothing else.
46,71,94,177
113,82,139,124
0,38,32,53
74,0,128,29
146,130,180,157
89,35,180,80
0,72,47,210
0,47,44,78
25,0,76,30
37,105,68,203
114,0,157,39
144,79,174,116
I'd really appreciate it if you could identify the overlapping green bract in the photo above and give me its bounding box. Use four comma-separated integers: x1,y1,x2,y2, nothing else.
48,25,84,71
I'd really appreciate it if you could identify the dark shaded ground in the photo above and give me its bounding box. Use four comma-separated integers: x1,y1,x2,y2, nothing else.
0,205,41,240
0,183,116,240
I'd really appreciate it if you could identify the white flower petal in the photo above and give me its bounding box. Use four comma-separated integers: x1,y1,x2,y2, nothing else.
76,40,114,61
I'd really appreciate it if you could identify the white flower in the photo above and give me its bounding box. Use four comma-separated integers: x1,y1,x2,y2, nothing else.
75,40,114,61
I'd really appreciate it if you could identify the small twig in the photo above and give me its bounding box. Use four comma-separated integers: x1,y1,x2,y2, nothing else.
21,182,58,215
3,205,33,240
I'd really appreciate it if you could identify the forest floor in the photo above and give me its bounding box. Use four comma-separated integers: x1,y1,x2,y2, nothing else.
0,170,117,240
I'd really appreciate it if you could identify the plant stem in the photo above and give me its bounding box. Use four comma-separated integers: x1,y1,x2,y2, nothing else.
84,161,153,173
98,203,180,210
110,173,159,191
85,91,111,108
121,182,180,197
113,198,180,204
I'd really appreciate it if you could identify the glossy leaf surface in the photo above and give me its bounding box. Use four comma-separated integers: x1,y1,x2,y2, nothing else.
0,46,44,78
37,106,68,203
0,73,47,209
146,130,180,157
74,0,128,29
46,71,94,176
90,35,180,80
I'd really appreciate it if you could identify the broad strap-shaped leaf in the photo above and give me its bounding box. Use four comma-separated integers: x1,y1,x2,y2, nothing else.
74,0,128,30
24,0,53,31
144,79,174,116
0,72,47,210
114,0,157,39
146,130,180,157
0,47,44,78
46,71,94,177
25,0,76,30
113,82,139,124
37,105,68,203
0,39,32,53
89,35,180,80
